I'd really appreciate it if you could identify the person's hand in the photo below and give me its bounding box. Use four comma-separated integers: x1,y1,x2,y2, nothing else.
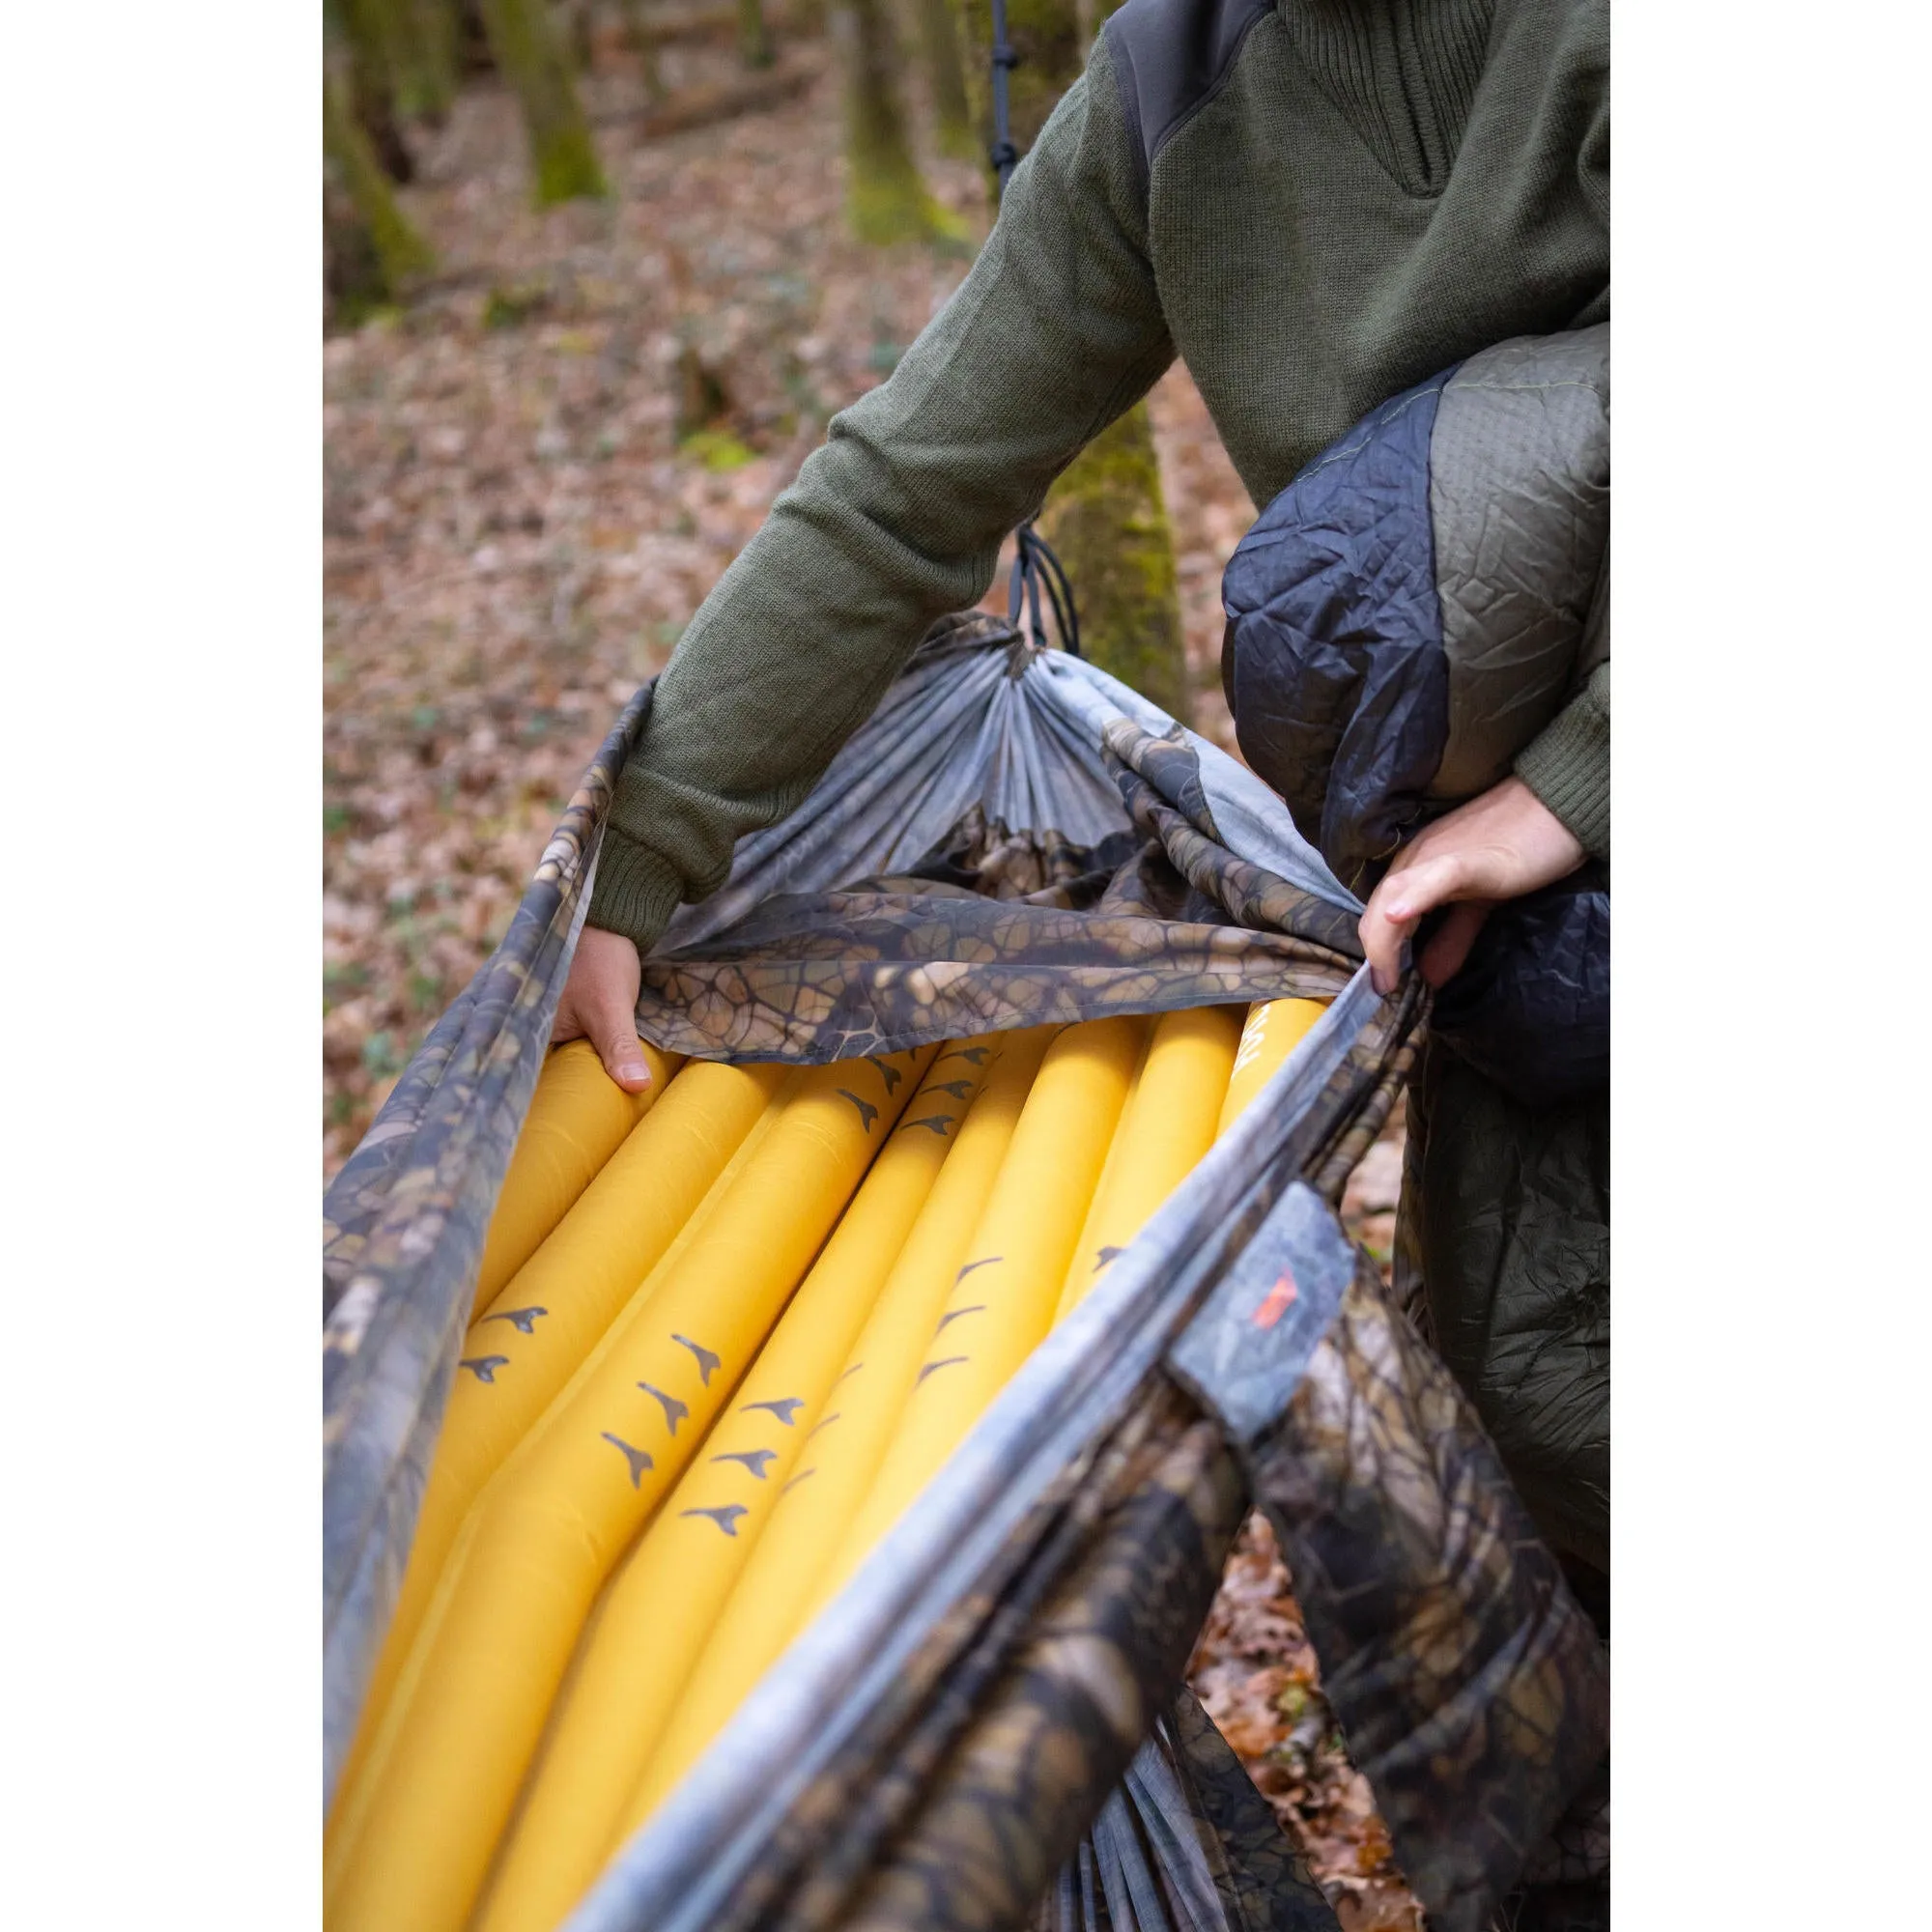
1359,777,1585,996
551,924,653,1091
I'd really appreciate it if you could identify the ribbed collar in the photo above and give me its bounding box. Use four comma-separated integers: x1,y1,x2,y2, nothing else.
1279,0,1497,195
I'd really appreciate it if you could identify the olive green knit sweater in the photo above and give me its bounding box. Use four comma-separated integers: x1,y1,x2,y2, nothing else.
590,0,1609,948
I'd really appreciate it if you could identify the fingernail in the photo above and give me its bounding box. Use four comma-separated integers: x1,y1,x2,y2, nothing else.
619,1060,647,1084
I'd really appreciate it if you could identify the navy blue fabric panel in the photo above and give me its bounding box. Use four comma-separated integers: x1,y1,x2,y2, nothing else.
1221,372,1452,893
1431,870,1610,1112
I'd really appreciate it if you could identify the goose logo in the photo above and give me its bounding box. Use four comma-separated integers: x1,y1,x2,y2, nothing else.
928,1080,974,1101
638,1381,688,1435
681,1503,750,1538
934,1305,983,1333
711,1448,778,1480
482,1306,546,1334
459,1355,509,1383
947,1045,992,1065
740,1397,804,1426
837,1090,879,1131
898,1114,954,1137
602,1433,655,1487
672,1334,722,1385
917,1355,968,1383
954,1256,1002,1283
865,1056,904,1092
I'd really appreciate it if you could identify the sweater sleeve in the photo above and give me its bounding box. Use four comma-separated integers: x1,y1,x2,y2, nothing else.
588,49,1174,949
1515,659,1608,860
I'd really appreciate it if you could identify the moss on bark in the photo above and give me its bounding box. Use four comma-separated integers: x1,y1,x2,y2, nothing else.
914,0,975,158
838,0,954,246
1037,405,1189,719
324,67,436,326
477,0,608,205
952,0,1188,718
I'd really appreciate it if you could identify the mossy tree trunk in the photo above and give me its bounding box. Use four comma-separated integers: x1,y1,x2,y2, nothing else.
952,0,1189,718
738,0,775,67
393,0,460,122
477,0,608,204
837,0,945,244
912,0,974,157
324,67,436,325
332,0,419,181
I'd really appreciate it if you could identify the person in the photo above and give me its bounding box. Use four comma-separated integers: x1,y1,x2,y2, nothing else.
555,0,1606,1080
554,0,1608,1913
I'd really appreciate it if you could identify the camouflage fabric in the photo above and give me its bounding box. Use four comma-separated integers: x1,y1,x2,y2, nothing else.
321,680,652,1804
1243,1252,1610,1932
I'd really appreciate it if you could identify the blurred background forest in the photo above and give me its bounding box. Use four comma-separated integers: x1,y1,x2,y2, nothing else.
324,2,1416,1919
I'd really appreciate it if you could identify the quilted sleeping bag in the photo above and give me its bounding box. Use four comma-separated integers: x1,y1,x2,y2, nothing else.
1222,324,1611,1589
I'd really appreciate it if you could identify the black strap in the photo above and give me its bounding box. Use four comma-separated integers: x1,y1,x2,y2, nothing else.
987,0,1081,659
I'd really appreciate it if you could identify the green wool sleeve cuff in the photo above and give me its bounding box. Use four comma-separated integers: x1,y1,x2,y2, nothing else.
585,827,686,955
1515,662,1610,861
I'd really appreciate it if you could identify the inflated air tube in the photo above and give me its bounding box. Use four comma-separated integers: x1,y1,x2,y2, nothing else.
325,1058,785,1855
1053,1005,1245,1324
472,1037,680,1315
813,1016,1145,1622
618,1028,1058,1836
472,1046,996,1932
326,1048,929,1932
1216,997,1329,1136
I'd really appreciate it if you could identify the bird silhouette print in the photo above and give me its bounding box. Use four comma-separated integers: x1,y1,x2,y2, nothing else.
711,1448,778,1479
459,1355,509,1382
681,1503,750,1537
740,1396,805,1426
602,1433,654,1487
481,1306,546,1334
672,1334,722,1385
837,1090,879,1131
639,1381,689,1435
864,1057,904,1092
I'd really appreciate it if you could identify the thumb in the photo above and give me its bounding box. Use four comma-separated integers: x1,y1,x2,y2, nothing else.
583,997,651,1093
571,930,651,1092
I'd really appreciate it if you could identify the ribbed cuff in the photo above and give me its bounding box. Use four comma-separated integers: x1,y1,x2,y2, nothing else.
585,826,686,954
1515,665,1609,860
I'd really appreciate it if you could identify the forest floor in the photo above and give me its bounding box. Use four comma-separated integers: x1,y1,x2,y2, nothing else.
325,28,1418,1926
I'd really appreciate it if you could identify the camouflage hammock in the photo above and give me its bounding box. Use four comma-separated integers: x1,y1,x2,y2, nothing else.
323,616,1608,1932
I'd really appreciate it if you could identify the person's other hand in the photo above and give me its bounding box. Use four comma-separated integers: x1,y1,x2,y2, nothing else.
551,924,652,1090
1359,776,1585,996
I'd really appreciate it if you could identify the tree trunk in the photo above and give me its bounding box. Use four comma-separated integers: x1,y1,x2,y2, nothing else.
477,0,609,204
324,67,436,325
394,0,460,122
912,0,973,157
737,0,775,67
837,0,944,245
333,0,419,181
952,0,1189,718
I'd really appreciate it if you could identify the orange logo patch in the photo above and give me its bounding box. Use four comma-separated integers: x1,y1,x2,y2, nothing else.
1252,1268,1298,1329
